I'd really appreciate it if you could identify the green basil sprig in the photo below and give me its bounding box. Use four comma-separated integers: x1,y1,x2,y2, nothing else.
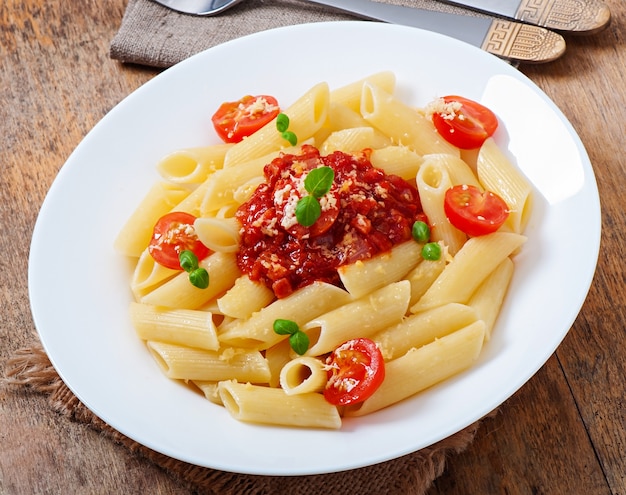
276,113,298,146
178,250,209,289
273,319,310,355
295,166,335,227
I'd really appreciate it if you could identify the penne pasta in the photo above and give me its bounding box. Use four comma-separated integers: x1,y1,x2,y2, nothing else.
279,356,327,395
130,302,220,350
360,82,460,157
319,126,391,155
147,342,271,383
117,74,533,429
372,302,478,360
369,145,424,181
416,157,467,255
346,321,486,416
477,137,533,234
218,282,353,350
329,71,396,112
141,252,240,309
218,380,341,429
411,232,526,313
130,248,180,300
216,275,275,320
304,281,410,356
194,216,240,253
223,82,330,168
155,144,232,185
114,182,190,257
404,255,447,307
338,241,422,299
467,257,514,341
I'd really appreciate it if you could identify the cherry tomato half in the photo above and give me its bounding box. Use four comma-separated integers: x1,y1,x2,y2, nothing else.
324,338,385,406
211,95,280,143
431,96,498,149
444,184,509,237
148,212,210,270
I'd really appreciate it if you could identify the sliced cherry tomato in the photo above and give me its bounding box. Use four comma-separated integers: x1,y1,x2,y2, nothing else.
211,95,280,143
148,212,210,270
444,184,509,237
431,96,498,149
324,338,385,406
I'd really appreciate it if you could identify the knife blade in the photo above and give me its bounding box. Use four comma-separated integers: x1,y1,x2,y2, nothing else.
438,0,610,33
307,0,565,63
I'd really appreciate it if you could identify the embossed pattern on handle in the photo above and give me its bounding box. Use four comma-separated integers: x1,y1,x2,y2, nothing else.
515,0,611,33
481,20,566,63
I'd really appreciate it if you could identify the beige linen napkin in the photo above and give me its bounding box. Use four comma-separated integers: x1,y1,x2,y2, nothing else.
110,0,486,68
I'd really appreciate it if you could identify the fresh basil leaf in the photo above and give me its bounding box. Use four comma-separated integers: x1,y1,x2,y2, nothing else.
282,130,297,146
304,166,334,198
289,331,310,356
295,195,321,227
276,113,290,133
179,250,198,272
189,268,209,289
273,319,299,336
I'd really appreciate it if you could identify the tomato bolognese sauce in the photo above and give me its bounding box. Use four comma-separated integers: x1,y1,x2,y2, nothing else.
235,144,424,298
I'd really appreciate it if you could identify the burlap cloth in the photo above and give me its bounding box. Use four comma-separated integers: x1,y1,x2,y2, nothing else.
110,0,487,68
4,341,495,494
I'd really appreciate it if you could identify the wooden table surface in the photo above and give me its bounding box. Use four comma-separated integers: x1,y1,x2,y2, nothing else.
1,1,625,493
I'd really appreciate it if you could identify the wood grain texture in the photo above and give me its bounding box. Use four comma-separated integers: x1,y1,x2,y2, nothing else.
1,1,625,493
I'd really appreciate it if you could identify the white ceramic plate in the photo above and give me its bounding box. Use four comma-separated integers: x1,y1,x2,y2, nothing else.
29,21,600,475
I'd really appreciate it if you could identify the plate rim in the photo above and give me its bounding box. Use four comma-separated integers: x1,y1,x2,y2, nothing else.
28,20,601,475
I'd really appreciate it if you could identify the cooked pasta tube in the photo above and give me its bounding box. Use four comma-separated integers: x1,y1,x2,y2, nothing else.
416,157,467,255
329,71,396,112
411,232,526,313
324,102,370,132
147,342,271,383
338,240,422,299
404,255,446,307
360,82,460,157
372,302,478,360
279,356,327,395
192,381,222,405
346,321,486,416
200,151,280,213
223,82,330,168
319,126,391,155
168,180,210,217
141,252,240,309
130,302,220,351
304,281,410,356
422,153,481,189
369,145,424,181
217,282,353,350
468,257,514,341
217,275,275,320
114,182,190,257
265,338,293,388
130,249,180,300
155,144,232,185
477,138,533,234
218,380,341,429
193,216,240,253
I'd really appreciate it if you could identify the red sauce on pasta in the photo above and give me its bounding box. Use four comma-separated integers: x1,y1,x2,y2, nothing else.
235,145,423,298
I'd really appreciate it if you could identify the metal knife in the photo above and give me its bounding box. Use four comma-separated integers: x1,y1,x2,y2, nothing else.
437,0,611,34
306,0,565,63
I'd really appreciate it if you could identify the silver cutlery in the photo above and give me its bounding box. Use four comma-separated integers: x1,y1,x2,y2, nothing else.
150,0,566,63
